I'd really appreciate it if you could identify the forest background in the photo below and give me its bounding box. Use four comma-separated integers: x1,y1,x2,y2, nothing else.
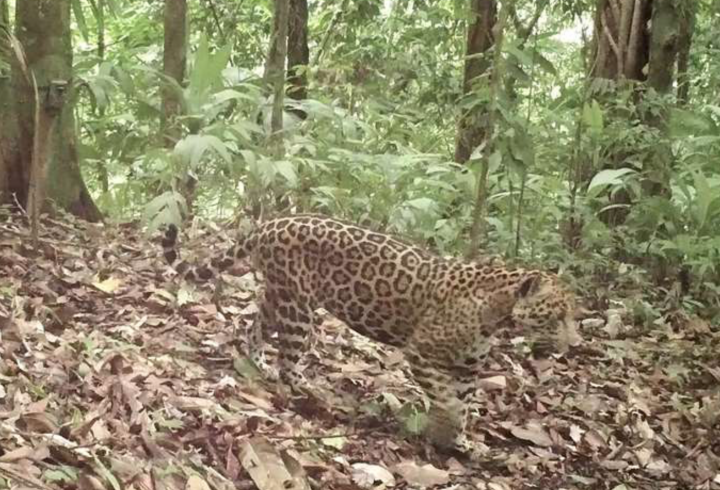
2,1,720,488
1,0,716,323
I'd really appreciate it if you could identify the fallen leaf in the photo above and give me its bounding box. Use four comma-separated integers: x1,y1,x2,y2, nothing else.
478,375,506,391
92,276,122,294
351,463,395,488
392,461,449,487
185,475,211,490
510,422,553,447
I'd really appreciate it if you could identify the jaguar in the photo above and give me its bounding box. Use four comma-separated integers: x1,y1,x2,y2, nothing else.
161,214,578,457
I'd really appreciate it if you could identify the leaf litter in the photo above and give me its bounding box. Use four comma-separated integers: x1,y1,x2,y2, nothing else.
1,209,720,489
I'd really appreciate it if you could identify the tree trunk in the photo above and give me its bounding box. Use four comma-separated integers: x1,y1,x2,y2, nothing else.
287,0,309,119
454,0,497,164
582,0,652,228
590,0,651,81
643,0,696,197
0,2,12,199
268,0,290,159
162,0,187,147
0,0,101,222
162,0,193,213
676,2,696,105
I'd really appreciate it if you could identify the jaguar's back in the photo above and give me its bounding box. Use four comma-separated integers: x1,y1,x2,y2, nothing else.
248,215,440,346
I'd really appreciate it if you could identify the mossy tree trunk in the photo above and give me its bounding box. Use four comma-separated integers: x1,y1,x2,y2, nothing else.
0,0,101,221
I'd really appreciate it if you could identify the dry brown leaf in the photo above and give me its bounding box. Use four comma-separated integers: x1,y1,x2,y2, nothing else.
240,437,309,490
351,463,396,488
92,275,122,294
185,475,211,490
392,461,449,487
478,375,506,391
509,422,553,448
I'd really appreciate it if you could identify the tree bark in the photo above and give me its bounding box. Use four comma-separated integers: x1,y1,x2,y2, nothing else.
454,0,497,164
676,2,695,105
162,0,187,148
643,0,695,198
162,0,191,213
590,0,651,81
287,0,309,119
0,0,101,222
0,2,12,199
268,0,290,159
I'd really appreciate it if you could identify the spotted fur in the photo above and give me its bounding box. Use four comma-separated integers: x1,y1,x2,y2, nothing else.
162,215,578,457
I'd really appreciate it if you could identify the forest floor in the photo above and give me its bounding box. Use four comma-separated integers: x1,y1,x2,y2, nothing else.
1,209,720,490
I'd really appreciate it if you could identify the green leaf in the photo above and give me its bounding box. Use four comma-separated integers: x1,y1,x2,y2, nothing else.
488,149,502,171
396,404,428,435
321,436,348,449
582,100,604,134
273,160,298,186
143,191,184,234
692,172,713,229
587,168,636,196
534,51,558,76
405,197,437,211
174,134,231,168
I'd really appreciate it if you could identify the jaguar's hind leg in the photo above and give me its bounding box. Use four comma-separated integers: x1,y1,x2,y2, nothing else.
271,288,317,393
246,287,279,381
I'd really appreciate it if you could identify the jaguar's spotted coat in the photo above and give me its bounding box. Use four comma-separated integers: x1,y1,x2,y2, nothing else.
162,215,578,456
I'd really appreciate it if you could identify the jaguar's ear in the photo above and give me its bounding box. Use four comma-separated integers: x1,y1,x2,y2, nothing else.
517,275,541,298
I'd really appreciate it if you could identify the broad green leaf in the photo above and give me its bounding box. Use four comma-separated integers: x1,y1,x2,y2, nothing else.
587,168,636,196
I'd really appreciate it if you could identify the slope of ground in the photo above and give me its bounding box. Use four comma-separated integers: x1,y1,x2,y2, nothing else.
1,209,719,490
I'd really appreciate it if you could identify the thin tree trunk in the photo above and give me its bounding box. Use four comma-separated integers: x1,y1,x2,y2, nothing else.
287,0,309,119
454,0,497,165
162,0,187,147
0,3,12,199
268,0,290,159
466,3,507,259
94,0,109,193
162,0,191,210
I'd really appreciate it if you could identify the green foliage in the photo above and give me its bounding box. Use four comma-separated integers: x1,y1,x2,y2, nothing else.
63,0,720,319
